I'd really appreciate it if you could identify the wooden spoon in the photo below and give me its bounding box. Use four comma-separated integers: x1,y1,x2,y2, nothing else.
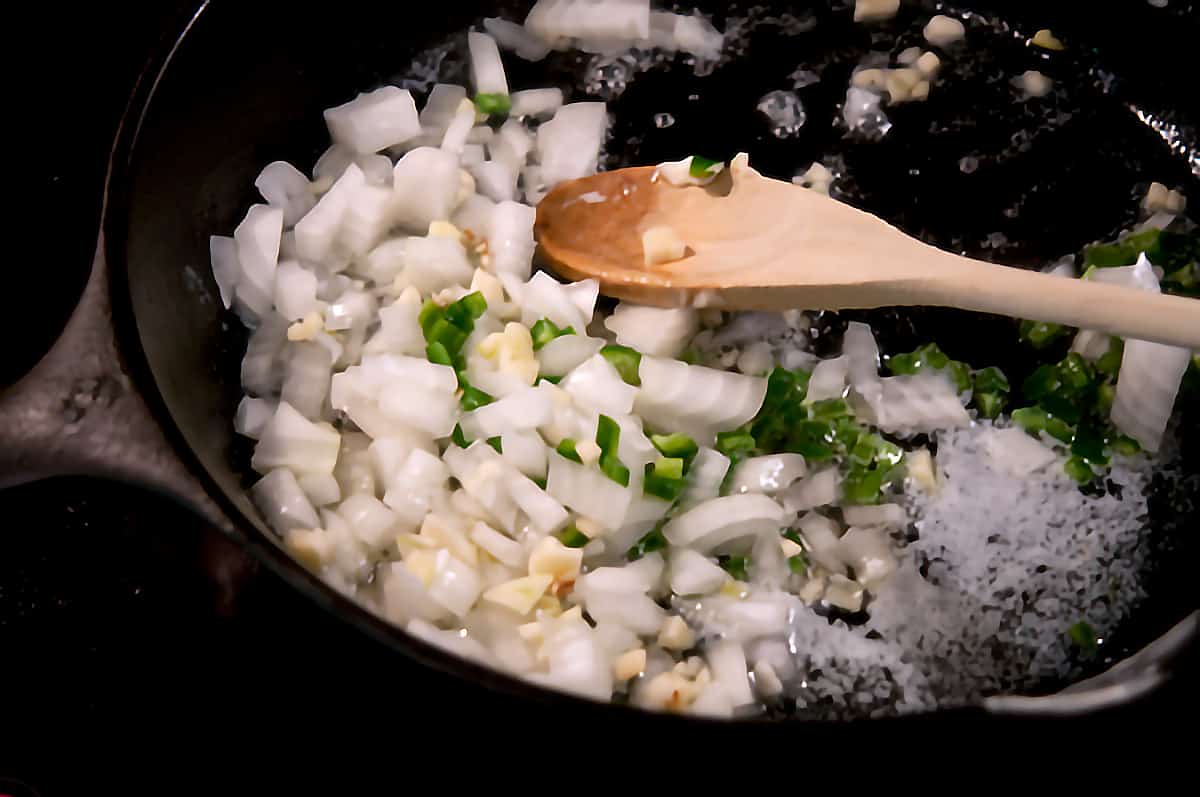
535,159,1200,349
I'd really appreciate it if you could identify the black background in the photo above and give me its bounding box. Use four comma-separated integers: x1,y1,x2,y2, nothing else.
3,2,1196,789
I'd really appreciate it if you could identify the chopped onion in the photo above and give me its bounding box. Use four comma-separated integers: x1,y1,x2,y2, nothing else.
235,396,275,439
444,443,522,533
507,471,570,534
391,147,462,232
842,321,881,389
403,235,474,294
797,512,844,574
858,372,970,435
297,472,342,507
252,469,321,534
837,526,896,590
339,182,396,256
561,353,639,416
668,548,728,596
324,86,421,154
705,638,754,708
981,427,1058,477
806,355,849,402
662,494,785,553
729,454,808,494
546,451,635,531
467,31,509,97
426,549,484,618
337,493,398,550
251,402,341,475
378,562,451,625
510,87,563,117
241,314,287,396
280,341,333,420
364,293,425,356
1112,340,1190,452
499,429,549,478
635,357,768,444
484,17,553,61
273,260,321,321
487,201,537,279
536,334,605,376
233,204,284,318
525,0,651,43
470,160,519,203
841,503,906,529
536,102,609,189
604,303,700,357
313,145,354,183
780,467,841,513
677,448,729,512
461,385,554,439
255,161,316,227
294,163,365,264
453,194,497,238
440,98,476,156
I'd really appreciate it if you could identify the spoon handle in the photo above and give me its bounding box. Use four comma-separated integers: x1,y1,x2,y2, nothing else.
919,262,1200,349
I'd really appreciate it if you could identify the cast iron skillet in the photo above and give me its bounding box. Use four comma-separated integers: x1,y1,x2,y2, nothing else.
1,0,1196,722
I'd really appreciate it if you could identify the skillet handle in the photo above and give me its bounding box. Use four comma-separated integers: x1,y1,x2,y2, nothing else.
0,238,234,536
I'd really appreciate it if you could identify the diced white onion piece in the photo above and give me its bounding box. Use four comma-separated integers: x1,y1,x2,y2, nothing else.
780,467,841,514
241,315,287,396
507,472,570,534
981,427,1058,477
560,353,639,416
858,372,970,435
663,494,785,553
797,512,844,574
255,160,317,228
378,562,451,625
444,443,522,533
522,165,549,205
324,86,420,154
706,638,754,708
392,147,462,232
673,13,724,57
491,119,534,172
251,402,341,475
471,160,519,203
403,235,474,294
668,548,728,596
209,235,241,310
280,342,332,420
297,472,341,508
806,355,849,402
420,84,468,134
837,526,897,590
364,294,425,356
526,0,651,42
453,194,497,238
467,31,509,97
843,321,881,388
339,182,395,256
484,17,553,61
841,503,907,529
487,201,537,279
460,385,553,439
295,163,365,264
510,87,563,118
635,357,768,444
252,468,321,534
234,204,284,316
338,494,398,550
537,102,609,189
1071,329,1112,362
679,447,730,510
440,98,476,156
469,521,526,568
426,549,483,618
356,154,393,186
273,260,320,321
235,396,275,439
461,144,486,167
1112,340,1190,453
604,304,699,357
655,156,724,187
729,454,808,494
313,146,354,183
324,289,376,332
546,452,635,531
536,334,605,377
575,589,665,636
499,430,548,478
1087,253,1161,293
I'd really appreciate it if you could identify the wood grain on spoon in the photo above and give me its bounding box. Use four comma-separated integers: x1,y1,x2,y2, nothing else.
535,161,1200,349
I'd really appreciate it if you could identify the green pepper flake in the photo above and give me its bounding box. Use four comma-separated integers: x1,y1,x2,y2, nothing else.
1067,620,1099,654
1095,339,1124,377
643,458,687,501
786,420,837,461
715,429,757,458
426,340,454,367
451,423,471,449
1070,424,1108,466
530,318,573,350
717,555,750,581
444,291,487,330
1058,353,1096,393
473,92,512,116
596,414,630,487
809,398,849,420
460,384,495,411
600,344,642,386
486,436,503,454
1083,228,1161,268
975,392,1005,419
973,366,1011,396
843,464,888,505
1110,434,1141,457
787,553,809,575
1019,319,1069,349
688,155,722,178
651,433,699,469
947,360,972,393
627,524,668,561
1064,456,1095,484
558,525,590,548
555,438,583,464
418,299,443,336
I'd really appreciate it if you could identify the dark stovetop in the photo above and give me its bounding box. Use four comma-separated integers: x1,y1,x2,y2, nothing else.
3,4,1194,789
